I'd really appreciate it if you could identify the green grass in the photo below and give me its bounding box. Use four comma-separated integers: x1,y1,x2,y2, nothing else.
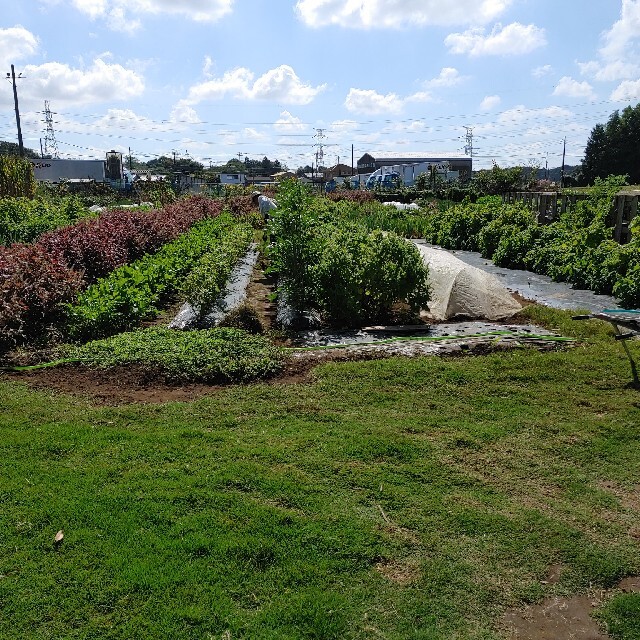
0,307,639,639
599,593,640,639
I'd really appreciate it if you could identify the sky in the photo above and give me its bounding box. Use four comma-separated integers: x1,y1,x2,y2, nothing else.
1,0,639,171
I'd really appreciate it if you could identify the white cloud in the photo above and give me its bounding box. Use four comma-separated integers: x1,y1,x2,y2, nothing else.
599,0,640,60
202,56,215,78
295,0,512,29
503,105,573,123
0,26,39,69
170,103,201,124
578,2,640,85
577,59,639,82
445,22,546,56
610,79,640,102
345,89,403,115
552,76,596,100
183,65,326,106
344,88,431,115
479,95,501,111
21,58,145,106
472,104,574,134
274,111,307,133
67,0,234,32
425,67,466,88
532,64,552,78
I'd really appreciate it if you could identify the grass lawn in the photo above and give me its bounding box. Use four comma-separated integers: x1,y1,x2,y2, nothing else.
0,307,639,639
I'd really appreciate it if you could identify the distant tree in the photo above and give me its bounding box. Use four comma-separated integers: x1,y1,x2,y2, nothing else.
142,155,204,174
296,165,314,176
472,162,524,195
582,103,640,185
0,140,40,159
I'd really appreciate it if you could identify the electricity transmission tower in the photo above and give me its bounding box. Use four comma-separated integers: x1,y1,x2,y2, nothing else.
463,126,474,158
43,100,59,158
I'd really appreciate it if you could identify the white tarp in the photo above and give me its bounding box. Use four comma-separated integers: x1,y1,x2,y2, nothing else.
413,243,522,321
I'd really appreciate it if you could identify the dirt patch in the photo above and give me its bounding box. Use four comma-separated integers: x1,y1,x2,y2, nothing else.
500,576,640,639
1,349,389,405
501,593,608,640
244,265,279,333
375,558,421,585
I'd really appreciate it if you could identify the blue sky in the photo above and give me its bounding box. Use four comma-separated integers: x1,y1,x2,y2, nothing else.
1,0,639,170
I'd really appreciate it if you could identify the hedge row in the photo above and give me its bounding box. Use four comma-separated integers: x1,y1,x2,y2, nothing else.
36,195,223,284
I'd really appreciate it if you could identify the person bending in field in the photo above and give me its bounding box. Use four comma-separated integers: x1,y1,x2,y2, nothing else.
252,191,277,222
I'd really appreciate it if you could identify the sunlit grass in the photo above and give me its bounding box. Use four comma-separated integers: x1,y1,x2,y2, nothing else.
0,307,638,639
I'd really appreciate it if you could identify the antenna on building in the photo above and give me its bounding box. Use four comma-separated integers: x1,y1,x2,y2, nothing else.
43,100,59,158
463,126,473,158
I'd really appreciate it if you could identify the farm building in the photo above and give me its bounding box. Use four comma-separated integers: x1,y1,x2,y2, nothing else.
30,158,107,183
357,153,472,182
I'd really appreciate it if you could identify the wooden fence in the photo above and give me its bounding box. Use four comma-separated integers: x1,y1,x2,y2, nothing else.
502,191,639,244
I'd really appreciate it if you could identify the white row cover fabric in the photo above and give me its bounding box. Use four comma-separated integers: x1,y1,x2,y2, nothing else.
413,243,522,321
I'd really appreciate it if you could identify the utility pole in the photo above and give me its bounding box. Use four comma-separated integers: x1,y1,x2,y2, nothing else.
8,65,25,157
544,152,549,180
560,137,566,189
128,147,132,171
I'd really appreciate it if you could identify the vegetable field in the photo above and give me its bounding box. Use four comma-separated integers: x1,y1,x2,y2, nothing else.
0,182,638,640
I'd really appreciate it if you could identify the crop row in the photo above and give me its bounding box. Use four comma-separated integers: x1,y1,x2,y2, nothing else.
66,214,253,340
60,327,285,384
0,196,224,348
37,195,224,283
416,178,640,308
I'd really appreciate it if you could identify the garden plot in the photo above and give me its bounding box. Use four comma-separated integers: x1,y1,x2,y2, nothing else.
169,243,259,329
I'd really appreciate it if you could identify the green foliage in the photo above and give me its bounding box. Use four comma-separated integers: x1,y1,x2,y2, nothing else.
66,214,248,340
218,303,264,334
582,102,640,185
2,303,640,638
266,179,318,309
0,196,91,245
597,593,640,639
180,224,253,317
472,162,524,196
268,182,430,325
0,140,40,158
0,155,36,198
61,327,286,383
409,176,640,307
426,196,503,251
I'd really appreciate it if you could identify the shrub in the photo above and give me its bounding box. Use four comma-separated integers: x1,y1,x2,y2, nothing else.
37,195,223,283
0,244,82,348
218,303,264,334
